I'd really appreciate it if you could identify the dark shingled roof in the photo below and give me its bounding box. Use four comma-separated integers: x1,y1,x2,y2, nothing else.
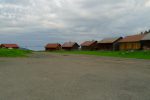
119,34,145,43
62,42,79,48
1,44,19,48
98,37,122,43
81,41,97,46
45,43,61,49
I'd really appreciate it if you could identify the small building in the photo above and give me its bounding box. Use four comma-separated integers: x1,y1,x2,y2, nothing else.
62,42,79,50
141,33,150,50
81,41,98,50
0,44,19,49
45,43,61,51
119,34,145,50
98,37,122,51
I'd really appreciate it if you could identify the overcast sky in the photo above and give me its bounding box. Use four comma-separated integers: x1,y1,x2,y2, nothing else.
0,0,150,50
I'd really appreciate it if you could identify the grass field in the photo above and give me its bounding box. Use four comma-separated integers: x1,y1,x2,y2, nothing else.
51,50,150,59
0,49,32,57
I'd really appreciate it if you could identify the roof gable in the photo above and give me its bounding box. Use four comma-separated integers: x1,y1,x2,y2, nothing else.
81,41,97,46
45,43,61,48
62,42,79,48
119,34,145,43
142,33,150,40
1,44,19,48
98,37,122,43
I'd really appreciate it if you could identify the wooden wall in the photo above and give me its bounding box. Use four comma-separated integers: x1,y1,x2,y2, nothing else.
119,42,141,50
98,43,113,51
142,40,150,50
45,47,61,51
81,43,98,51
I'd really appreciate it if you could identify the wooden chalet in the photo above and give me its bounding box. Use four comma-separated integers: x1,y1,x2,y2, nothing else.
81,41,98,50
119,34,145,50
45,43,61,51
141,32,150,50
98,37,122,51
0,44,19,49
62,42,79,50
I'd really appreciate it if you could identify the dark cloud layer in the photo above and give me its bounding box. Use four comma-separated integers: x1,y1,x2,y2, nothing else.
0,0,150,50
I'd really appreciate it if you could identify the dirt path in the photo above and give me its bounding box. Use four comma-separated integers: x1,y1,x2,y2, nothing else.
0,52,150,100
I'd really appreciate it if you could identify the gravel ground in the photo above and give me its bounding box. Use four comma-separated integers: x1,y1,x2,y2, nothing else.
0,52,150,100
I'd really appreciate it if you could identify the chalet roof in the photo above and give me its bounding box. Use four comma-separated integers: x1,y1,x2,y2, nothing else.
81,41,97,46
45,43,61,49
142,33,150,41
98,37,122,44
1,44,19,48
119,34,145,43
62,42,79,48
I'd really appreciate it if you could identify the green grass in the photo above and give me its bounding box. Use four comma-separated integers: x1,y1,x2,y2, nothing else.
0,49,32,57
51,50,150,59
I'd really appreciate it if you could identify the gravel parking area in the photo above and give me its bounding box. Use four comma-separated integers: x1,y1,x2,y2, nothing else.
0,52,150,100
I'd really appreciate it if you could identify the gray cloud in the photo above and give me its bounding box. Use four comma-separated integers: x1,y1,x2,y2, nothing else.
0,0,150,50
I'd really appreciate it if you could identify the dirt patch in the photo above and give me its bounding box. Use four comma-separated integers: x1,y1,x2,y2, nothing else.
0,52,150,100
